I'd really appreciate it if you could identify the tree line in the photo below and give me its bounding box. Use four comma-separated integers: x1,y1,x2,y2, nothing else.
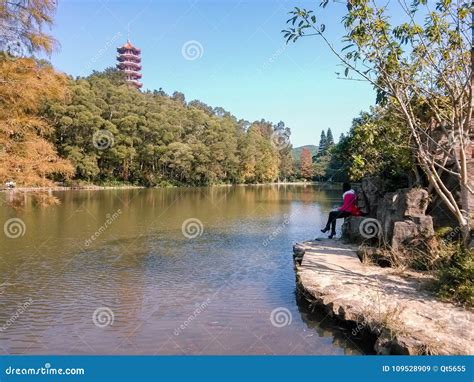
298,112,413,188
0,2,295,188
297,127,347,182
43,69,294,187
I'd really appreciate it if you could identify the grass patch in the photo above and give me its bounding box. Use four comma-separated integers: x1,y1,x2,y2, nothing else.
435,245,473,307
360,226,473,307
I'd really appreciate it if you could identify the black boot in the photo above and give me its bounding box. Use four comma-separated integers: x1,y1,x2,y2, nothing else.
321,227,330,233
328,232,336,239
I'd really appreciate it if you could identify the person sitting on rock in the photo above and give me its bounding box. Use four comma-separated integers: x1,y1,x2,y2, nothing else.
321,182,361,239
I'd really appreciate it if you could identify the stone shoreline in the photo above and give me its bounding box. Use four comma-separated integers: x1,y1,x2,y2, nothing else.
293,239,473,355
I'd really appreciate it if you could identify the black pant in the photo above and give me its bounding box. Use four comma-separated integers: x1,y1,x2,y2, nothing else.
324,210,351,234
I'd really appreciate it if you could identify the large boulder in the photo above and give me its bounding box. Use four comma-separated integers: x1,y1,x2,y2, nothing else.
376,188,433,248
377,188,429,222
293,243,305,265
360,177,386,215
411,216,435,237
391,221,419,252
342,216,365,243
343,187,434,254
342,216,382,244
401,188,430,217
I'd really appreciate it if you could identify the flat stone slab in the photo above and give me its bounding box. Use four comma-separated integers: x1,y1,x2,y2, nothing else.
295,239,473,355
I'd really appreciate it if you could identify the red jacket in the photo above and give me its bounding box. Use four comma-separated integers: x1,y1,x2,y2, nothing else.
338,189,361,216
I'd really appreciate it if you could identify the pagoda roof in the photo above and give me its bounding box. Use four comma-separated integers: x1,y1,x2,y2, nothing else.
117,61,142,70
117,54,141,62
117,40,141,54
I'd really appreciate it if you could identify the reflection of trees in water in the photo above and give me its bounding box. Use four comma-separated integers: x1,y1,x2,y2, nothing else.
2,190,59,209
114,263,148,339
294,291,375,355
0,185,374,354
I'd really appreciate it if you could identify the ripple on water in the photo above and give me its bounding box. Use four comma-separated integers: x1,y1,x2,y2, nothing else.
0,186,367,354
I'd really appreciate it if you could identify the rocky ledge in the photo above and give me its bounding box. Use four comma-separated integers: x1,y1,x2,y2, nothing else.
293,239,473,355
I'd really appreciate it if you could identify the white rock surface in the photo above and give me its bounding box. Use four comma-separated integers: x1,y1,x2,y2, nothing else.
294,239,473,355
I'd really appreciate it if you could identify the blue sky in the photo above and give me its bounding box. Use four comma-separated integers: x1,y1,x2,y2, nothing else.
49,0,375,147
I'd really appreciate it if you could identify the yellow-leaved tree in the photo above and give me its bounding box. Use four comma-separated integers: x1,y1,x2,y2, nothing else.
0,0,73,186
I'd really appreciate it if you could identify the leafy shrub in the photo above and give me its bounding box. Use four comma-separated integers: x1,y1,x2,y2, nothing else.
435,246,473,307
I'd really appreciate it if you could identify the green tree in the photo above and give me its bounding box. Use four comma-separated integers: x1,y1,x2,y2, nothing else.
326,128,334,148
312,154,330,181
317,130,327,156
44,68,287,187
336,108,412,185
283,0,473,244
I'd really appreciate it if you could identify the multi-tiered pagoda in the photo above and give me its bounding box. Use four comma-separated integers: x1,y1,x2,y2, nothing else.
116,40,142,89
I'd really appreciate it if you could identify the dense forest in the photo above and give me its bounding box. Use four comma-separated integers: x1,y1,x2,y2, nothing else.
1,61,294,187
42,69,294,187
0,1,295,188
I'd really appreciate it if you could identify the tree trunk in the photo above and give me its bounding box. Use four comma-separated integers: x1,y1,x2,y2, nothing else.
467,1,474,247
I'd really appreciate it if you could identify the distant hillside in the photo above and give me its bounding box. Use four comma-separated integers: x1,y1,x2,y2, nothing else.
292,145,318,160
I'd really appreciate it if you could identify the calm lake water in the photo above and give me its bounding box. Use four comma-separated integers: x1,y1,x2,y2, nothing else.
0,185,369,355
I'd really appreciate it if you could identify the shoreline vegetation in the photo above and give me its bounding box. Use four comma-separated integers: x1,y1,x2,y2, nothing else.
0,180,335,194
280,0,473,318
2,65,295,189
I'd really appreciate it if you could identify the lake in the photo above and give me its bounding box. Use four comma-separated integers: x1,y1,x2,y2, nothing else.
0,185,369,355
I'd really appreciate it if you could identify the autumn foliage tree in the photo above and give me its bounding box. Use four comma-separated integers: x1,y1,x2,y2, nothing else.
0,58,73,185
0,0,58,55
299,147,313,179
0,0,73,186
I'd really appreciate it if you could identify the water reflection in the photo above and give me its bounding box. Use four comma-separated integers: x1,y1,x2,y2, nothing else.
0,185,364,354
